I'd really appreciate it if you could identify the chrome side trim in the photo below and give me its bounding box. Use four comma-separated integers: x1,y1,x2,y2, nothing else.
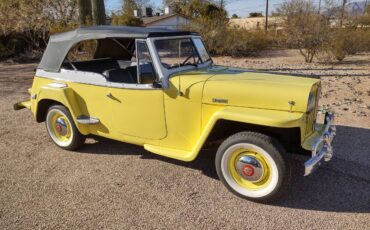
304,112,336,176
35,69,157,90
76,115,100,125
47,82,68,88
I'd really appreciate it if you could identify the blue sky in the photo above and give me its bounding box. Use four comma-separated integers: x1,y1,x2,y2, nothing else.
105,0,352,17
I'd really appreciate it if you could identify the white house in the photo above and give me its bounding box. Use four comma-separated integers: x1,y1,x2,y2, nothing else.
142,13,190,30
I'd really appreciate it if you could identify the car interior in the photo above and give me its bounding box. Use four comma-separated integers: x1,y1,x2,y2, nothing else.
61,38,157,85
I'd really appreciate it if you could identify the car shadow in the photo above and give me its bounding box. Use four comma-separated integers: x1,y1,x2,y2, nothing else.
78,125,370,213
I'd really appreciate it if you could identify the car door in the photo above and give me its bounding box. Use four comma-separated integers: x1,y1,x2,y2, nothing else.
107,39,167,140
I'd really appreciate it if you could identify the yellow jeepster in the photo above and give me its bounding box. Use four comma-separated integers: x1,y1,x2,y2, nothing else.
15,26,336,202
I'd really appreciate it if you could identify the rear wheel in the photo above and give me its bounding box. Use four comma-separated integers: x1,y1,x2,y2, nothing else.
46,105,85,150
215,131,290,202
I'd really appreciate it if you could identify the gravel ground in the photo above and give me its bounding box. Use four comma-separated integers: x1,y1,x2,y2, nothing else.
1,50,369,229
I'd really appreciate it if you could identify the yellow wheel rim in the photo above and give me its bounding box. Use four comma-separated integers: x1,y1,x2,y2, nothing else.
228,148,272,190
48,111,72,143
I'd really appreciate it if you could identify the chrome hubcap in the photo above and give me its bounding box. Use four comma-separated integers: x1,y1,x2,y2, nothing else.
55,117,68,136
235,155,264,182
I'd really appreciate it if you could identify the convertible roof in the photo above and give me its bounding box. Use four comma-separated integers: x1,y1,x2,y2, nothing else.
38,26,198,72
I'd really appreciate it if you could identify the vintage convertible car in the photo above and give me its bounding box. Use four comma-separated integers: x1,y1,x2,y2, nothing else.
15,26,336,202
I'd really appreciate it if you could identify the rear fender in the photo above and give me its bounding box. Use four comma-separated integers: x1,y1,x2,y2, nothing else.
35,83,89,135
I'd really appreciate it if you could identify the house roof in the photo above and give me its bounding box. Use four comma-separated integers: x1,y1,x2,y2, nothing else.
39,26,198,72
142,14,187,25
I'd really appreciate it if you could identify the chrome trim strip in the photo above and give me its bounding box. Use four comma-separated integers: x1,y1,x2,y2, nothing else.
76,115,100,124
35,69,158,90
304,112,336,176
47,82,68,88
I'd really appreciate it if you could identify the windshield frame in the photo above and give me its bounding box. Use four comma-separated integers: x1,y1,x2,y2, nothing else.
150,36,212,69
146,35,213,88
192,36,212,63
152,36,212,71
154,37,201,70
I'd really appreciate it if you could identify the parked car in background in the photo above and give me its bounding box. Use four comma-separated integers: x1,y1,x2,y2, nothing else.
15,26,336,202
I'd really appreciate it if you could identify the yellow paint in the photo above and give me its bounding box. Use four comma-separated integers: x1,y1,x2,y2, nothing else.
19,66,321,161
107,87,167,140
14,100,31,110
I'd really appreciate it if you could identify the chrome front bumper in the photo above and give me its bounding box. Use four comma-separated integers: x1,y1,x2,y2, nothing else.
304,112,336,176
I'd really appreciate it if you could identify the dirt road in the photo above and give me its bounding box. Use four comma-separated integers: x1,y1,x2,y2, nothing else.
1,51,369,229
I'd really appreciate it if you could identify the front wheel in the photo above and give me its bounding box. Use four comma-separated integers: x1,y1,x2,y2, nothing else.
46,105,86,150
215,131,290,202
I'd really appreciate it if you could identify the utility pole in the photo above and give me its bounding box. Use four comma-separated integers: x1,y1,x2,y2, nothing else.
318,0,322,14
340,0,347,27
265,0,269,33
364,0,368,15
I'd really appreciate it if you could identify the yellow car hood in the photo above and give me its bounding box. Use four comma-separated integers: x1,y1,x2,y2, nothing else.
202,66,319,113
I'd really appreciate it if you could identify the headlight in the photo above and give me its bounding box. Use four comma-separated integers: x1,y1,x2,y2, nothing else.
307,91,315,112
307,84,320,113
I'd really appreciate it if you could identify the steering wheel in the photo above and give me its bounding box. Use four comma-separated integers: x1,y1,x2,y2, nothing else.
181,54,198,66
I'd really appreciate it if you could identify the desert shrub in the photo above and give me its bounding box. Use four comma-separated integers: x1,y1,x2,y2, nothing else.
277,0,331,63
182,1,271,56
226,28,270,56
0,0,78,52
111,13,143,26
111,0,143,26
49,21,79,35
317,28,370,62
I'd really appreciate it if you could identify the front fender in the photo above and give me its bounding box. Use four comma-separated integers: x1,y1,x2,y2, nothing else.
145,106,305,162
209,106,305,128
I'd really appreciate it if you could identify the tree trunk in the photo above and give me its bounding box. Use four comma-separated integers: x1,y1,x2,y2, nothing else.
78,0,92,25
92,0,106,25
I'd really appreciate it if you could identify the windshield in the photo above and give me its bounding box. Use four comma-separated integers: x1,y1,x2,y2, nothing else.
154,38,210,69
193,38,211,62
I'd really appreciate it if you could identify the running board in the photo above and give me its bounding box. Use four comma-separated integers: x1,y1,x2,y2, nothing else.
76,115,100,124
144,144,195,162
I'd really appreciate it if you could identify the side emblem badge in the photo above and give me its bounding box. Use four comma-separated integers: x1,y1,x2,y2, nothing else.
212,98,228,104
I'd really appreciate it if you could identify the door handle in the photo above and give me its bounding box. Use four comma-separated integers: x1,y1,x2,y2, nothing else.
106,93,114,99
106,93,122,103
